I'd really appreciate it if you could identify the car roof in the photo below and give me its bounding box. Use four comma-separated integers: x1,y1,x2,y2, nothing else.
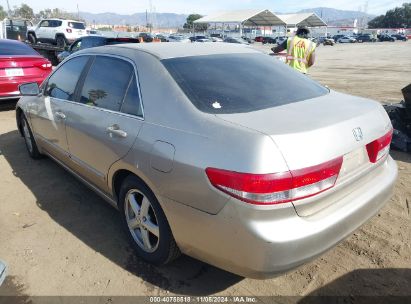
86,42,260,60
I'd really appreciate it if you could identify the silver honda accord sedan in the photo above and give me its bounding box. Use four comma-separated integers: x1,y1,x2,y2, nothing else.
15,43,397,278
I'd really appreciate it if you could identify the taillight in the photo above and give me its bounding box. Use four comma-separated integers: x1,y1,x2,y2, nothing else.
66,28,72,33
34,61,52,70
366,129,393,163
206,157,343,205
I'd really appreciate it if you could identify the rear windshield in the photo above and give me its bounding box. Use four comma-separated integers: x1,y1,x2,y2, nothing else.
162,53,329,114
68,22,86,29
0,42,39,56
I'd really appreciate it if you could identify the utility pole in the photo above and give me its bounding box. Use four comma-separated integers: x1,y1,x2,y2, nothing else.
6,0,12,17
77,4,80,20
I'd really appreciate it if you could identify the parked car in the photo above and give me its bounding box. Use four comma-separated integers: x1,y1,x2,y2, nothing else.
5,19,33,41
155,34,169,42
209,36,224,42
57,36,140,62
378,34,396,42
338,36,357,43
167,35,190,43
276,36,288,45
262,37,276,44
189,35,211,42
332,34,345,42
322,38,335,46
254,36,264,42
223,37,250,44
356,34,377,42
138,32,154,42
0,39,52,100
241,36,253,44
391,34,408,41
27,19,87,47
16,43,397,279
210,33,223,38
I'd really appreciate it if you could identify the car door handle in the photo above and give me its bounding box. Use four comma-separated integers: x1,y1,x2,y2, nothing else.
106,125,127,138
55,111,66,119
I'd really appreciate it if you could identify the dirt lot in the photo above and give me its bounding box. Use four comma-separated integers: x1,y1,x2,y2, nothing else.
0,42,410,300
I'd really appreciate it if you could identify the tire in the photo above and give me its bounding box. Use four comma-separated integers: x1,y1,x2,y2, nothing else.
119,175,180,265
56,36,67,48
28,33,36,44
20,114,42,159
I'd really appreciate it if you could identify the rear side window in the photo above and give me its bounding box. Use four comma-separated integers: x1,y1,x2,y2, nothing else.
121,74,143,117
68,22,86,30
0,41,39,55
81,37,107,49
79,56,133,111
46,56,89,101
162,53,329,114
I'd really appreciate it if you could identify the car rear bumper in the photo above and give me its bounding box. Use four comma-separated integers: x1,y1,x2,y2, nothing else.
0,77,45,99
162,156,397,279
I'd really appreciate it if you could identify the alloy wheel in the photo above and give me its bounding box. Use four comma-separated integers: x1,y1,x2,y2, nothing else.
22,118,33,154
124,189,160,253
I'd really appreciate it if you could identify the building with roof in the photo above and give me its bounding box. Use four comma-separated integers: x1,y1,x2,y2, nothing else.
194,9,285,36
194,10,328,38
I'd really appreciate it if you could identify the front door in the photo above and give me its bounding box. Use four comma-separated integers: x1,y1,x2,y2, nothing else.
29,56,91,162
64,55,144,192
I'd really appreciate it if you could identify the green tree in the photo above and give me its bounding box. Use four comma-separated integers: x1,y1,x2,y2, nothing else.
0,5,8,20
368,3,411,28
183,14,207,31
35,8,84,22
13,4,34,20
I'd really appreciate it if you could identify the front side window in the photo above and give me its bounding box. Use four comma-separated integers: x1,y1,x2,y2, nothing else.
39,20,49,27
46,56,89,101
162,53,329,114
79,56,133,111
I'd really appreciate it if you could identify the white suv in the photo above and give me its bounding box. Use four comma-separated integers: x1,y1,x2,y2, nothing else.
27,19,87,47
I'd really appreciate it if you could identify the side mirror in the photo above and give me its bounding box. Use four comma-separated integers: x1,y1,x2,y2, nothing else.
19,82,40,96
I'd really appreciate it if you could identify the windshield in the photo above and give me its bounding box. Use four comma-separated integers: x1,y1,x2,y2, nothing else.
162,53,329,114
68,22,86,29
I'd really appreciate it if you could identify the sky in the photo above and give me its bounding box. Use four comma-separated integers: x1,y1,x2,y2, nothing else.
4,0,407,16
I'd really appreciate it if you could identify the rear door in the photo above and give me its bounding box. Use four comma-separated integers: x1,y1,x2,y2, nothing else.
64,55,143,192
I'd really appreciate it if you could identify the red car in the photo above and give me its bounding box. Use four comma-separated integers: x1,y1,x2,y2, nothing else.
254,36,264,42
0,39,52,100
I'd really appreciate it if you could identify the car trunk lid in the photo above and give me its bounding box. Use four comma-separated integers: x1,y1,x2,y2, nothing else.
0,56,51,78
215,90,392,216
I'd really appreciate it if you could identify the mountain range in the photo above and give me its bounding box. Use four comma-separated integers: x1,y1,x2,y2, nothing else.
297,7,375,26
78,7,376,28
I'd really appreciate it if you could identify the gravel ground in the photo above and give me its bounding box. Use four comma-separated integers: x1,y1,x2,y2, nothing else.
0,41,410,300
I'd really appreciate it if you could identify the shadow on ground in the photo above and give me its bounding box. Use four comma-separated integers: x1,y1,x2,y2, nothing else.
0,130,242,295
391,150,411,163
0,99,18,111
299,268,411,304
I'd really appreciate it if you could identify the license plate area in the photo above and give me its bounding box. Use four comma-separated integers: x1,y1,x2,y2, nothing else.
338,147,370,182
5,68,24,77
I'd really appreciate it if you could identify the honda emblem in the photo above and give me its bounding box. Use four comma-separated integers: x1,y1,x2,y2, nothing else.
352,127,363,141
